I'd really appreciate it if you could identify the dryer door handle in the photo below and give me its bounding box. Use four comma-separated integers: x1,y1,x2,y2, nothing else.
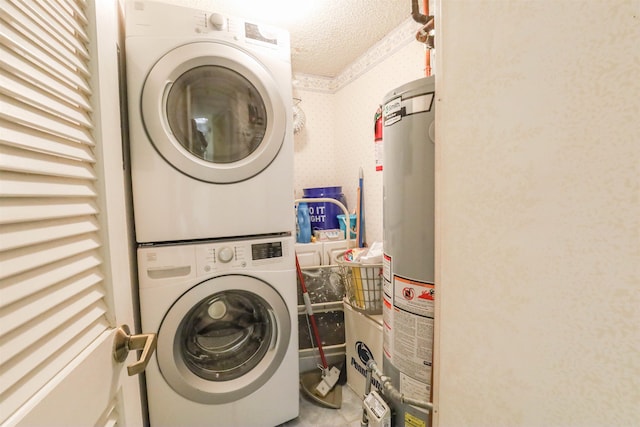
113,324,158,376
161,81,173,125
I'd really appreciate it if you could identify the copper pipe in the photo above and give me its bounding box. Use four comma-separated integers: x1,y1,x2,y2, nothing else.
423,0,431,76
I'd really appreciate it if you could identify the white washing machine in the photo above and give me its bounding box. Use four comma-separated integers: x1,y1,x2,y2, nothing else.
138,235,298,426
125,1,294,243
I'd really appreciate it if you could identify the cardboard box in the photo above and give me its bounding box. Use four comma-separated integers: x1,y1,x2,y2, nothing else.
344,299,384,398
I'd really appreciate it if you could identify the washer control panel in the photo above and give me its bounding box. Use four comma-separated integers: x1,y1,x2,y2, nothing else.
195,237,292,276
139,237,293,282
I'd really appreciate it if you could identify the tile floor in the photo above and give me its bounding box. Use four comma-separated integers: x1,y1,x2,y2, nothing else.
278,384,364,427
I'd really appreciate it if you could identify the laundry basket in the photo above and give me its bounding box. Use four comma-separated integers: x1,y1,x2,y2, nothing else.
336,252,383,314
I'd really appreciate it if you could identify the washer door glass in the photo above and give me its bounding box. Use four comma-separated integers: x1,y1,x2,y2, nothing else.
157,275,291,404
181,290,272,381
166,66,267,165
142,42,287,183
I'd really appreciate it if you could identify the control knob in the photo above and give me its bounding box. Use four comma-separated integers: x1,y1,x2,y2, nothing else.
209,13,225,30
218,247,234,263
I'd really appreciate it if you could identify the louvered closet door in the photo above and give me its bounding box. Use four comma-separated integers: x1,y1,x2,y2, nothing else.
0,1,144,426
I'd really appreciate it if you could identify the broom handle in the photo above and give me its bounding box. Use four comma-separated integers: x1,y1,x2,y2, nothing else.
295,254,328,369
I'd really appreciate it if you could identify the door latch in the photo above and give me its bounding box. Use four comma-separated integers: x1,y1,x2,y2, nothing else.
113,324,157,376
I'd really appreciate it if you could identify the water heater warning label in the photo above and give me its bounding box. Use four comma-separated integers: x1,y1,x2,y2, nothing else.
383,253,392,297
382,295,393,360
401,372,430,404
405,411,427,427
391,275,434,385
394,276,434,318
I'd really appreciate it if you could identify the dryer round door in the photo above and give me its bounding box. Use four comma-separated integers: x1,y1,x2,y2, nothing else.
142,41,287,183
157,274,291,404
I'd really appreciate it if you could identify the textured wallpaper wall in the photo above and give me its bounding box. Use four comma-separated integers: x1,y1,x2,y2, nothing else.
293,19,427,244
291,87,339,196
434,1,640,425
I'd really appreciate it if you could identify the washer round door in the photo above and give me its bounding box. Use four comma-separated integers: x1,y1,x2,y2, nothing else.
142,41,287,183
157,275,291,404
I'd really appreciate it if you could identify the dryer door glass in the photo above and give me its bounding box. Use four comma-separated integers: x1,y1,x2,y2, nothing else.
141,42,287,183
180,290,273,381
166,66,267,164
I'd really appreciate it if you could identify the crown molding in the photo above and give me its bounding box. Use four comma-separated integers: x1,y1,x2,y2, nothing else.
293,17,421,94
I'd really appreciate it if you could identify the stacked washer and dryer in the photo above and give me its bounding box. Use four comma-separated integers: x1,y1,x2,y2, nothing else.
125,2,298,426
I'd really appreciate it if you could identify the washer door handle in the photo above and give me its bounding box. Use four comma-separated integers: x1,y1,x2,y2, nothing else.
268,310,277,350
113,324,158,376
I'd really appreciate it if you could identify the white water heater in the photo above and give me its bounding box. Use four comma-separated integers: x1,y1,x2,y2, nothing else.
382,76,435,427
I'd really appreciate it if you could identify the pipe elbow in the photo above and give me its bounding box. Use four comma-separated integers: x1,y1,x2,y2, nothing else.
411,0,431,24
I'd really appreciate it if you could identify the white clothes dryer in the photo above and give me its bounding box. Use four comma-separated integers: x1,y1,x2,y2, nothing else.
138,235,298,427
125,1,294,243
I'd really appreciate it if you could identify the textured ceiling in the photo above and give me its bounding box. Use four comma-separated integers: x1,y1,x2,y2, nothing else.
173,0,414,77
282,0,413,77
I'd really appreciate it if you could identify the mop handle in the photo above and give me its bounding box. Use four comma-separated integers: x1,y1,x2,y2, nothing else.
295,254,328,369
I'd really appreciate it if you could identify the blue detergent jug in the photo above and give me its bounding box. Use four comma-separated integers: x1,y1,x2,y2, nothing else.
297,202,311,243
302,186,347,230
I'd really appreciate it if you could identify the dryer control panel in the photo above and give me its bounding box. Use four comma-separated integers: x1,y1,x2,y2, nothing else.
126,1,291,58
